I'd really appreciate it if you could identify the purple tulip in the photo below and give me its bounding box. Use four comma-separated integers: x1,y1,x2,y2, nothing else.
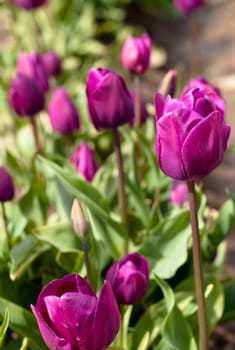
173,0,206,15
42,51,62,77
48,87,80,134
129,91,149,126
169,180,188,207
106,253,149,305
16,52,49,92
121,33,151,74
0,168,14,202
31,274,120,350
14,0,47,9
70,143,99,182
86,68,134,130
9,74,45,117
181,76,225,113
155,88,230,180
158,69,177,97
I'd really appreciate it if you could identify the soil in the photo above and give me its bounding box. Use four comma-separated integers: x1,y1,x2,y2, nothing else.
126,0,235,348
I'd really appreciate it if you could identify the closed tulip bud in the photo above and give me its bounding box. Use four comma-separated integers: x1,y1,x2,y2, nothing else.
41,51,62,77
14,0,47,9
129,91,149,126
106,253,149,305
0,168,14,202
121,32,151,74
71,199,89,237
31,274,120,350
17,52,49,92
173,0,206,15
86,68,134,130
48,87,80,134
181,76,225,113
158,69,177,97
70,143,98,182
169,180,188,207
155,88,230,180
9,74,45,117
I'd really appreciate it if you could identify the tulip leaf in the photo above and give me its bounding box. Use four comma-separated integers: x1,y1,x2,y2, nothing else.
0,308,9,346
140,210,191,278
0,298,47,350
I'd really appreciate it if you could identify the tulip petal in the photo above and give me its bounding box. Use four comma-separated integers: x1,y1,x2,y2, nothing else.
92,282,120,350
31,305,71,350
182,111,229,179
117,272,148,304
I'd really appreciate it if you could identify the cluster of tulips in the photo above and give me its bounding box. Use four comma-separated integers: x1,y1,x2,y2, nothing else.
0,0,231,350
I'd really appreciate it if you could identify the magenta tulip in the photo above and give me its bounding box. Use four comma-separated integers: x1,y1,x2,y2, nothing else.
155,88,230,180
173,0,206,15
106,253,149,305
17,52,49,92
31,274,120,350
14,0,47,9
169,180,188,207
48,87,80,134
121,33,151,74
0,168,14,202
86,67,134,130
42,51,62,77
9,74,45,117
70,143,99,182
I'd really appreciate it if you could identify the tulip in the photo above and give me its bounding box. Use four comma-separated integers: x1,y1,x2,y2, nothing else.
121,33,151,74
14,0,47,9
106,253,149,305
31,274,120,350
48,87,80,134
181,76,225,113
86,68,134,130
155,88,230,181
9,73,45,117
158,69,177,97
169,180,188,207
42,51,62,77
0,168,14,202
17,52,49,92
173,0,206,15
129,91,148,126
70,143,98,182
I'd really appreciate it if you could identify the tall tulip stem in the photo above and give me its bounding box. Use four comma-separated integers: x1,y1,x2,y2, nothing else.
133,74,141,127
113,128,129,253
31,117,41,154
188,13,200,77
187,180,208,350
82,238,93,287
1,202,11,251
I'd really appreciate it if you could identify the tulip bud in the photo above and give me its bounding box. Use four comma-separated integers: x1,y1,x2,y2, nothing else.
158,69,177,97
9,74,45,117
86,67,134,130
173,0,206,15
14,0,47,9
0,168,14,202
155,88,230,180
121,33,151,74
41,51,62,77
17,52,49,92
31,274,120,350
70,143,98,182
71,199,89,237
169,180,188,207
48,87,80,134
106,253,149,305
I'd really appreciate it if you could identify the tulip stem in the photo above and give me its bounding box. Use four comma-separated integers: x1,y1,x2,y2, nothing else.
82,238,93,287
1,202,11,251
133,74,141,127
113,128,129,254
187,180,208,350
31,117,41,154
188,13,200,77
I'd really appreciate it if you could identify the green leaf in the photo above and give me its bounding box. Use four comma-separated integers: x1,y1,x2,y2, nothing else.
0,298,47,350
0,308,9,346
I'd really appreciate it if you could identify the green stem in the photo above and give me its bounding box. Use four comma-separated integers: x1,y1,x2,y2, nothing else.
188,13,200,77
82,238,92,287
1,202,11,251
133,74,141,127
113,128,129,254
31,117,41,154
187,180,208,350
